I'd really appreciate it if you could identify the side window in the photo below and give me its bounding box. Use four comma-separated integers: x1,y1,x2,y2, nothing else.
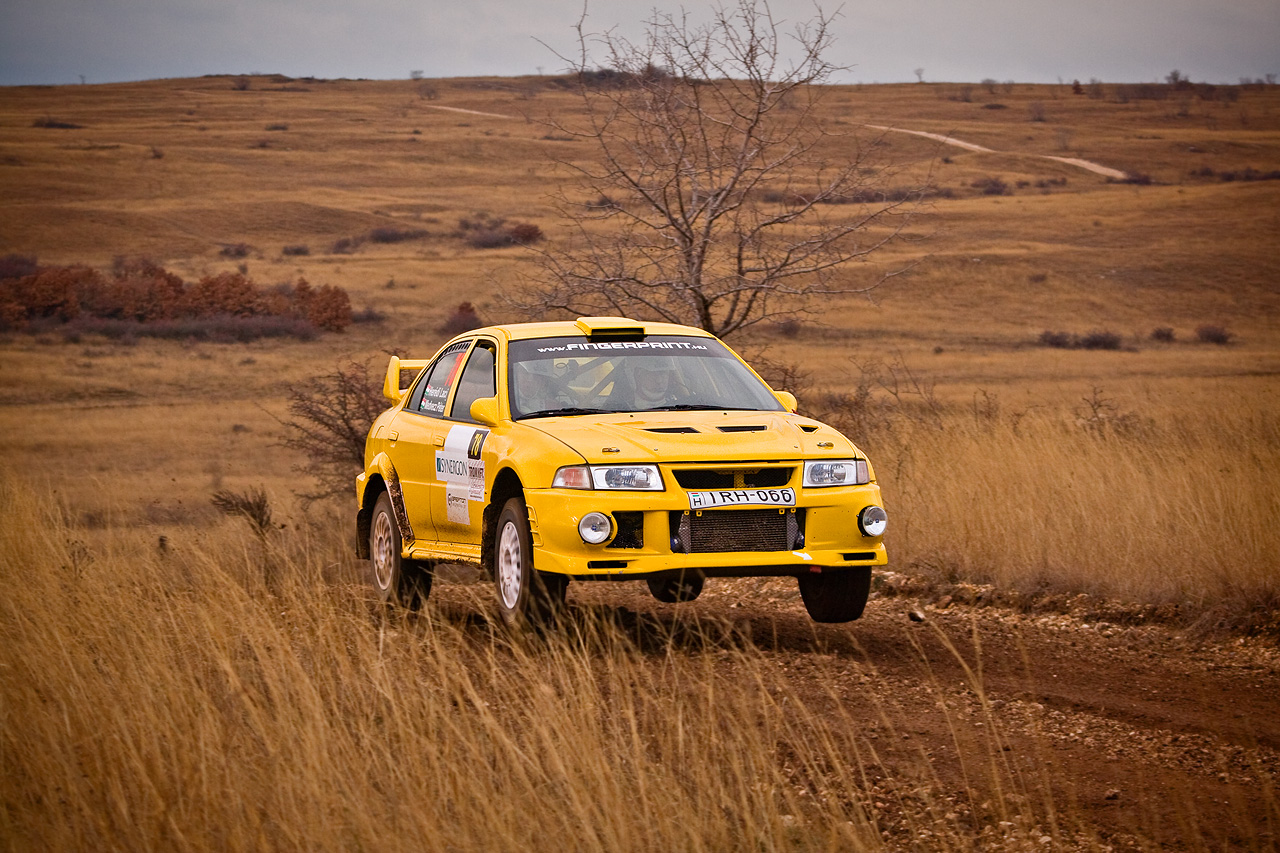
407,342,469,417
449,341,496,422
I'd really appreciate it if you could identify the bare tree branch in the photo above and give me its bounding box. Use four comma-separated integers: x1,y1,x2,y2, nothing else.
513,0,926,338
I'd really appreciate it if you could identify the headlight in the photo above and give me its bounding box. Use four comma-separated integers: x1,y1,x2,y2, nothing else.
553,464,664,491
578,512,612,544
803,459,869,487
591,464,663,490
858,505,887,537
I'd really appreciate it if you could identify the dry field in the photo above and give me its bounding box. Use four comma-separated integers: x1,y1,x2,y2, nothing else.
2,75,1279,850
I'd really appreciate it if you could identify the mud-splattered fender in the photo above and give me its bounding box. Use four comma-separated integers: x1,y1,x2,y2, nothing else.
355,453,414,558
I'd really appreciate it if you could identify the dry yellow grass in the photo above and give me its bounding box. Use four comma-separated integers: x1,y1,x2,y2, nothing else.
4,480,1273,851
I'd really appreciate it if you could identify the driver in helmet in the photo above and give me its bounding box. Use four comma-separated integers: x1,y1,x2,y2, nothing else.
631,356,683,409
514,365,569,415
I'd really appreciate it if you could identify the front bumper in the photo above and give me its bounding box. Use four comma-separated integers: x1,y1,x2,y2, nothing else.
523,484,887,578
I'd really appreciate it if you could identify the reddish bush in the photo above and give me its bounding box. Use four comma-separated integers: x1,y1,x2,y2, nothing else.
440,302,483,336
0,259,352,339
89,257,186,321
0,266,99,324
508,223,544,245
298,280,352,332
185,272,262,317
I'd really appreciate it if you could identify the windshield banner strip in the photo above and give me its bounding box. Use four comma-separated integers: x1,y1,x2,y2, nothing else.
534,340,709,354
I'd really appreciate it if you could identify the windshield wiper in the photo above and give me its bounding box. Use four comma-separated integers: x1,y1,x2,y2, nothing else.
638,404,761,412
518,406,612,419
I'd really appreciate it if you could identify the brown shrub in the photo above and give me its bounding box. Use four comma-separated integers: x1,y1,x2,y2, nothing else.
440,301,483,337
508,223,544,245
0,266,98,324
0,260,353,338
186,272,262,317
1196,324,1234,345
297,280,352,332
277,360,386,502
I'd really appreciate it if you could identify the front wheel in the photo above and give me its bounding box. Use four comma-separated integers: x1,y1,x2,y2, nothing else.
797,567,871,623
493,497,566,627
369,492,432,608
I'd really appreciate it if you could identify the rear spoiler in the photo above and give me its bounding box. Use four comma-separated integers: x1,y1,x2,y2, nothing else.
382,356,430,402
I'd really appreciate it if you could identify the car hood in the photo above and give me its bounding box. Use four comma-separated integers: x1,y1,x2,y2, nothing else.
522,410,856,464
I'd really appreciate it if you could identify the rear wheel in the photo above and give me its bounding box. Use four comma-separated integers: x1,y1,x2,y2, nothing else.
647,572,704,603
369,492,432,608
797,567,871,623
493,497,566,627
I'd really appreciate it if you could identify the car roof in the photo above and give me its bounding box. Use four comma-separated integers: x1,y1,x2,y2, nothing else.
466,317,718,343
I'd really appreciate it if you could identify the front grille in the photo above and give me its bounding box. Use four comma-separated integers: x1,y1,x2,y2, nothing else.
673,467,794,490
670,508,802,553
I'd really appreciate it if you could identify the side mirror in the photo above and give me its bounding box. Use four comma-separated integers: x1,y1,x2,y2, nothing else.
470,396,499,426
775,390,798,413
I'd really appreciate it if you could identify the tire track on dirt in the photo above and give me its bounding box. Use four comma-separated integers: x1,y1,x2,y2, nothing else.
529,578,1280,849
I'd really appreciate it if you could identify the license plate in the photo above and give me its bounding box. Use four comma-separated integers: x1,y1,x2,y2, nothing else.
687,487,795,509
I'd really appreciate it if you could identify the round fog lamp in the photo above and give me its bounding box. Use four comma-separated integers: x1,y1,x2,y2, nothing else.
578,512,612,544
858,505,887,537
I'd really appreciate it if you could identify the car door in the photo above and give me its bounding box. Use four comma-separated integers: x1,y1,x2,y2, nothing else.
429,339,497,546
389,340,471,544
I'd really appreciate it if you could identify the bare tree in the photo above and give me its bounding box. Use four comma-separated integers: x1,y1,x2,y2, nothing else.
514,0,924,338
275,360,387,503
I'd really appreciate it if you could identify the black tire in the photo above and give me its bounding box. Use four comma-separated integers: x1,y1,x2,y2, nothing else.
797,567,871,623
369,492,432,608
493,496,567,627
647,572,704,603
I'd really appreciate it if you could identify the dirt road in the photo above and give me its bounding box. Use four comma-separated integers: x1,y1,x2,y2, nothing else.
546,577,1279,850
865,124,1130,179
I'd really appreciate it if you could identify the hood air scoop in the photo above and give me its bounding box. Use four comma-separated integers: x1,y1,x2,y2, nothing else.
718,424,767,433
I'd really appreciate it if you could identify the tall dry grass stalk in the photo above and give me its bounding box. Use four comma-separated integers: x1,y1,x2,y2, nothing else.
868,392,1280,623
0,477,1143,852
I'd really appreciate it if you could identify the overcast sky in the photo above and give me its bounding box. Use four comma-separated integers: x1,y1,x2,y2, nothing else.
1,0,1276,87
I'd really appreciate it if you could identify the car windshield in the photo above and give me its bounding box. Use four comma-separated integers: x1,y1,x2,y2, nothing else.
508,335,784,419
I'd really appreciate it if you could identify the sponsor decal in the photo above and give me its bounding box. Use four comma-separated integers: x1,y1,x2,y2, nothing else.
467,429,488,460
534,341,710,353
687,487,796,509
435,426,489,521
445,487,469,524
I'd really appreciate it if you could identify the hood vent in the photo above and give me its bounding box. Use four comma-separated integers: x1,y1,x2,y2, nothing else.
644,426,700,434
798,424,820,433
718,424,767,433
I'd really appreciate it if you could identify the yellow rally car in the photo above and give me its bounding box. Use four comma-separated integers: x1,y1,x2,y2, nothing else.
355,317,887,625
